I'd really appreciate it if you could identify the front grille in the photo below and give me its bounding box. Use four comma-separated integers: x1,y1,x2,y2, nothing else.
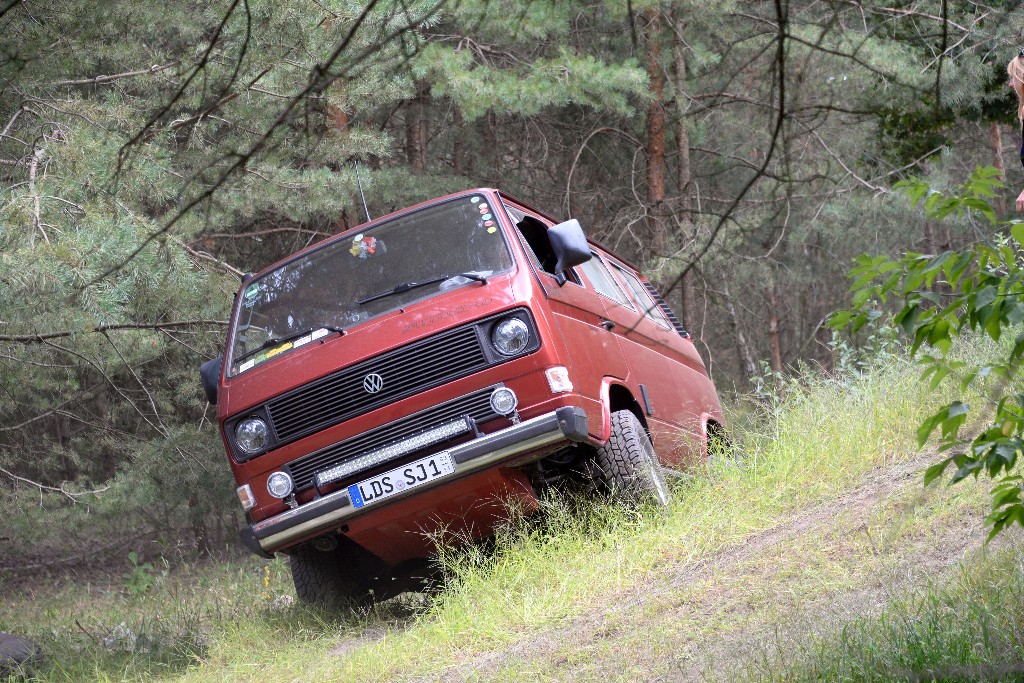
286,387,499,491
267,325,487,443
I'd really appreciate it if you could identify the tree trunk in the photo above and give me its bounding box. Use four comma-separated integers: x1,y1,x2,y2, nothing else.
672,12,695,330
406,80,429,171
328,81,349,132
189,495,210,557
453,104,464,175
766,284,784,376
484,108,498,183
673,13,691,212
643,7,666,251
723,281,758,380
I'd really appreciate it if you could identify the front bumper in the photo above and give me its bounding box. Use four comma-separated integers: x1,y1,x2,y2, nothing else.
240,406,589,556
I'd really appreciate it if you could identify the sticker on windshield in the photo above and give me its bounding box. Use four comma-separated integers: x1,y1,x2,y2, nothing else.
243,283,261,308
481,213,492,221
292,328,330,349
350,234,378,259
235,340,296,375
478,203,489,212
470,196,480,203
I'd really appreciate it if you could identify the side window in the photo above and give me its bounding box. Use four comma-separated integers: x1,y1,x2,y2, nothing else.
578,252,634,309
503,202,580,284
610,263,672,329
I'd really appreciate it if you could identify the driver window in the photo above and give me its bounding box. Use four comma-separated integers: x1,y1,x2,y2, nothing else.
503,203,580,284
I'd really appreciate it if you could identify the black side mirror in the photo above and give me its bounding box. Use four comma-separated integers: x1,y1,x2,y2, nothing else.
200,356,223,405
548,219,591,284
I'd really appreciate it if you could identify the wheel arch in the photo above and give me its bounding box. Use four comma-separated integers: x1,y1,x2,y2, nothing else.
598,378,648,442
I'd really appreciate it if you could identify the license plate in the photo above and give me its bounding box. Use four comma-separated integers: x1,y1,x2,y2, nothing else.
348,452,455,509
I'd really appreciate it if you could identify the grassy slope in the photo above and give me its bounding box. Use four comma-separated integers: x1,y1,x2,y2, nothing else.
2,354,1021,682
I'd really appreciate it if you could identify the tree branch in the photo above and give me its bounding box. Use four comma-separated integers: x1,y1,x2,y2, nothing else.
0,466,110,502
0,320,229,344
52,61,181,87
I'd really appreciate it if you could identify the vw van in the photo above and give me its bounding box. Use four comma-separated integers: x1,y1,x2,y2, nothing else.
200,189,725,604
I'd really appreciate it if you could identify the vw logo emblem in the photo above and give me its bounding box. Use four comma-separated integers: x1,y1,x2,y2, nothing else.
362,373,384,394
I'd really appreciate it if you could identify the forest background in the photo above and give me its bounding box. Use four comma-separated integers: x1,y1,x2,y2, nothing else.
1,0,1021,571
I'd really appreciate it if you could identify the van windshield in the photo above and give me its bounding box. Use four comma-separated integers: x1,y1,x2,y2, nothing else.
227,194,513,375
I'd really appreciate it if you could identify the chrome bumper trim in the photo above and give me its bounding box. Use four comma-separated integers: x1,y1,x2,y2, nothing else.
247,406,587,554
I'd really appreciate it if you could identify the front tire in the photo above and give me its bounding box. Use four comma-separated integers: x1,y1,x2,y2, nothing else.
594,410,670,506
289,543,371,608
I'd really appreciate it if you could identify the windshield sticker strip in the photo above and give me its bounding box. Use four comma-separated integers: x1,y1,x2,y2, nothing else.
292,328,329,349
236,328,331,374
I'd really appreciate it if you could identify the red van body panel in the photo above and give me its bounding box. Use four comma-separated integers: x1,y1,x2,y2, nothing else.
210,188,725,571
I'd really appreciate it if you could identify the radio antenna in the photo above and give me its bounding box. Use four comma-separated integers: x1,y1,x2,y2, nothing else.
355,163,372,222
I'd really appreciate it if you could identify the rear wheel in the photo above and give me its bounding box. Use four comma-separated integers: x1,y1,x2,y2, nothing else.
706,422,740,467
594,410,670,506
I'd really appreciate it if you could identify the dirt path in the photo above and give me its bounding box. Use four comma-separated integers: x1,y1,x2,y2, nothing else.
440,452,996,681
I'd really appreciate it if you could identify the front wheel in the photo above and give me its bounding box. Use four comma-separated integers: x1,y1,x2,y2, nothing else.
593,410,670,506
289,543,372,608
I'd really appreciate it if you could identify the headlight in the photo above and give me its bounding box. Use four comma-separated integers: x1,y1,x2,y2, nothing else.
235,417,269,455
492,317,531,356
267,471,294,499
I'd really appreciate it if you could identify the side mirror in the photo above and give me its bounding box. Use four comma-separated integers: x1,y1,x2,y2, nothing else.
548,219,591,283
200,356,223,405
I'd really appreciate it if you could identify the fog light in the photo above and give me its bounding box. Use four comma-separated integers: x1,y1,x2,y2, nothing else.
545,366,573,393
267,471,294,499
235,417,269,455
489,387,519,416
237,484,255,511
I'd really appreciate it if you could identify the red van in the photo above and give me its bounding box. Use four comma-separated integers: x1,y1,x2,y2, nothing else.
201,189,725,604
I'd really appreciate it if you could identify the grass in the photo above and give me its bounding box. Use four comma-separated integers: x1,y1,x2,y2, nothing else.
2,347,1018,681
727,543,1024,682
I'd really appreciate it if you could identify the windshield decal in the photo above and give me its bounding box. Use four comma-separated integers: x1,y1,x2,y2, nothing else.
243,282,262,309
237,342,292,373
235,328,332,374
470,196,480,203
349,234,380,259
292,328,330,349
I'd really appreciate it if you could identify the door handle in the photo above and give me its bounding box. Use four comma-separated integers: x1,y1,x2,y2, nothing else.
600,320,616,331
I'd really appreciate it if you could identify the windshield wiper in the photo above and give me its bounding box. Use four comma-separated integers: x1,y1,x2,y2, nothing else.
235,326,345,364
356,272,488,306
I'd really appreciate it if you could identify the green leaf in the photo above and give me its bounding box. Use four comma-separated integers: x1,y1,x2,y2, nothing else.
1012,222,1024,248
923,457,953,486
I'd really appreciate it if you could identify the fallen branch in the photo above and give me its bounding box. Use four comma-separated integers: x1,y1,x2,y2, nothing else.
174,237,245,276
0,319,229,344
0,465,110,502
52,61,181,86
169,92,239,130
27,147,49,244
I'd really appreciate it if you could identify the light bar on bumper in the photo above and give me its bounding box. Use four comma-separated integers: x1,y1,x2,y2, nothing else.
314,417,472,488
240,406,589,557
